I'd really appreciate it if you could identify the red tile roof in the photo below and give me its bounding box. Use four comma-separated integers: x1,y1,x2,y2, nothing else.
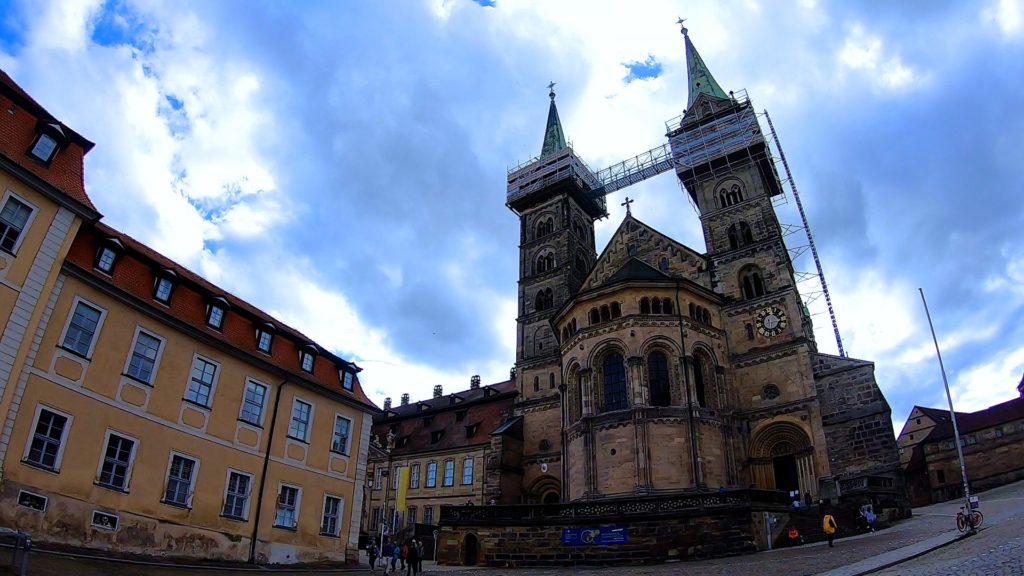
0,69,97,213
373,380,517,454
922,396,1024,443
65,221,377,411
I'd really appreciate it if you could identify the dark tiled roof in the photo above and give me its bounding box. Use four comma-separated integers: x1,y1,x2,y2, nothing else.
922,396,1024,443
605,258,674,284
373,380,517,454
66,221,376,411
0,68,97,213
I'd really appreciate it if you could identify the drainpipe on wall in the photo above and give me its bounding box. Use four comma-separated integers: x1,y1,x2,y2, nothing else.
675,283,703,488
249,377,289,564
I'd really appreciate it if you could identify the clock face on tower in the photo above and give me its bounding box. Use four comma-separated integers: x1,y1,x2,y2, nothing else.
755,306,788,337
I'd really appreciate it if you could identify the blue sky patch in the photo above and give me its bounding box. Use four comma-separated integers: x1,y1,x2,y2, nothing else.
623,55,663,84
0,0,25,54
472,0,496,7
90,0,153,52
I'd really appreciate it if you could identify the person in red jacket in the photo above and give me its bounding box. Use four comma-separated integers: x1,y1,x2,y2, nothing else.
400,541,409,570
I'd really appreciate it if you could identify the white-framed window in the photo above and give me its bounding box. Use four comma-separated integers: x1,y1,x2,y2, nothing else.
207,304,225,330
424,506,434,525
393,465,402,490
256,327,273,353
60,298,105,358
0,191,36,254
97,431,138,491
331,414,351,454
443,459,455,486
426,462,437,488
222,469,253,520
162,452,199,508
299,349,315,373
23,405,73,472
29,133,58,162
321,494,343,537
239,379,268,426
17,490,47,512
341,370,355,391
288,398,313,441
462,457,474,485
185,355,218,407
91,510,119,531
95,246,118,273
274,484,301,529
124,328,163,385
410,463,420,489
373,467,383,489
408,506,417,526
153,276,175,303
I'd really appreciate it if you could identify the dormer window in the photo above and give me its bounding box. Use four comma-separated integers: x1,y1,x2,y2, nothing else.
456,410,467,423
299,346,316,373
430,430,444,444
340,370,354,391
466,423,480,437
256,324,274,353
29,133,58,163
153,270,177,304
93,237,125,274
206,297,229,330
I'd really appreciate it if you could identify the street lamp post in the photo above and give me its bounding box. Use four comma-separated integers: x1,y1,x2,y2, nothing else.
919,288,976,531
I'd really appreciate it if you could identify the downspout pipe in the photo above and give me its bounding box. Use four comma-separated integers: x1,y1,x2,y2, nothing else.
249,377,289,564
675,282,703,488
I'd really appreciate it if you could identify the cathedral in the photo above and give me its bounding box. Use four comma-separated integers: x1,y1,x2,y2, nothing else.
505,24,905,511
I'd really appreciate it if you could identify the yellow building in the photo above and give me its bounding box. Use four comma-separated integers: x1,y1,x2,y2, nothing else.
0,70,376,564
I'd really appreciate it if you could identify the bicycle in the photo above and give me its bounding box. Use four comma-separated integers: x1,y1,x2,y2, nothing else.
956,506,984,532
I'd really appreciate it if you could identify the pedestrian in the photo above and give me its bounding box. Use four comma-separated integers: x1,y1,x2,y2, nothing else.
407,538,420,575
787,526,802,547
822,511,838,547
368,541,378,571
865,507,876,532
400,540,409,570
804,491,812,508
390,538,401,573
381,540,394,574
415,539,424,572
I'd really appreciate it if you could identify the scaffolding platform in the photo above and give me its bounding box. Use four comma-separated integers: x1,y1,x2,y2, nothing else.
506,147,607,217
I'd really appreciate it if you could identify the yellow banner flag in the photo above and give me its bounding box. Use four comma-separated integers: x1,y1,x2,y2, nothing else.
394,467,410,513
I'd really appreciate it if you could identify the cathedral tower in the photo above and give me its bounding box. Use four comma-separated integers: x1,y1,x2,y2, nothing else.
505,86,605,502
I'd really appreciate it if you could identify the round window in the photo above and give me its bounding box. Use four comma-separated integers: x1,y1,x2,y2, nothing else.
762,385,780,400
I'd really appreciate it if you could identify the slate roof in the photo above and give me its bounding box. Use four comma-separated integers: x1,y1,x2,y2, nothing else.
605,258,675,284
65,221,376,411
373,379,517,455
0,69,98,214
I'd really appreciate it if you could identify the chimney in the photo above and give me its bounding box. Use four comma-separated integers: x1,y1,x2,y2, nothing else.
401,393,410,406
471,375,481,389
384,397,392,410
433,385,443,398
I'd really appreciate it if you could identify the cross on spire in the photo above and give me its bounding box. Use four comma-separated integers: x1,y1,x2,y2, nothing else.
548,81,556,100
621,196,634,216
677,17,688,36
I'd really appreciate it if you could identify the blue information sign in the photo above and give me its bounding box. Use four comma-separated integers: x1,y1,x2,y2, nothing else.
561,526,628,546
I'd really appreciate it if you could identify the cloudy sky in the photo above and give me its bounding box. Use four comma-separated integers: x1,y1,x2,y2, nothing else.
2,0,1022,433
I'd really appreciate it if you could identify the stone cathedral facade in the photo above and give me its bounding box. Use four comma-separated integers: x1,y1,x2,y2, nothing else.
504,27,906,513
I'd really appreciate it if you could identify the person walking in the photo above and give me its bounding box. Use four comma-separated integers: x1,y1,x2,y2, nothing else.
822,511,838,547
400,541,409,570
865,507,876,532
407,538,420,575
415,539,424,573
381,540,394,575
368,541,379,571
390,539,401,574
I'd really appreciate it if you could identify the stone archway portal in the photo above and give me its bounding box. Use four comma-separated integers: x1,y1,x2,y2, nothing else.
749,422,815,496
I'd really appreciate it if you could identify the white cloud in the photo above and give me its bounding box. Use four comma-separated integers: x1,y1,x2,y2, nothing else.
983,0,1024,37
837,23,922,91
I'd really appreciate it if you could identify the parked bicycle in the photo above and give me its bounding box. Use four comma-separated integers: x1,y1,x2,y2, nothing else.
956,506,984,532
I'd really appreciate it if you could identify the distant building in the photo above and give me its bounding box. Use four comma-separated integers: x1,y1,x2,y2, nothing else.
364,376,516,549
897,384,1024,506
0,69,375,564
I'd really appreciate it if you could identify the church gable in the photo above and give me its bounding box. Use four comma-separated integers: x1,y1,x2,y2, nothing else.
579,216,708,292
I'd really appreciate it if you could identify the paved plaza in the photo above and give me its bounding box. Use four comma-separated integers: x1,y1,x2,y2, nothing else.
3,480,1024,576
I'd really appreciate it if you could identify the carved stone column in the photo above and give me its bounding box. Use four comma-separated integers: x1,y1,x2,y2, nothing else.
627,355,645,406
580,368,593,416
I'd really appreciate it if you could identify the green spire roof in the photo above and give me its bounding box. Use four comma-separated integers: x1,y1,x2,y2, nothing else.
541,82,567,157
682,25,729,107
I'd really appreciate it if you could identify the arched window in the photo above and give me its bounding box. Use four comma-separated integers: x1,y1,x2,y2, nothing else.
691,352,713,408
533,376,540,392
702,309,711,325
740,221,754,244
640,297,651,315
575,254,587,275
662,298,673,315
652,297,662,314
536,218,554,238
600,305,610,322
570,318,577,334
562,327,569,341
549,373,555,389
589,308,600,324
719,182,745,208
688,303,696,318
610,302,621,318
648,351,671,407
535,288,554,311
728,225,740,250
602,352,628,412
740,266,766,299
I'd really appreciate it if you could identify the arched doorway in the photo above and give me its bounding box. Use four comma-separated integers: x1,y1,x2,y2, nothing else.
749,422,815,496
542,491,559,504
463,533,478,566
